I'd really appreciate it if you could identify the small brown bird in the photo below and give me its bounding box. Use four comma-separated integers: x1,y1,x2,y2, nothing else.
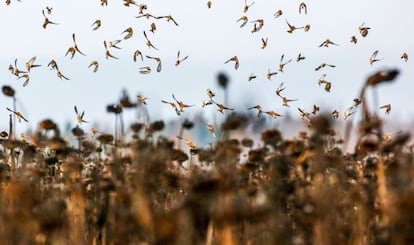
299,2,307,14
74,106,88,124
104,41,119,59
332,109,339,119
261,37,268,49
88,61,99,73
275,82,285,96
68,33,86,57
202,100,213,107
139,66,151,74
207,1,212,9
175,51,189,66
172,94,194,112
137,95,148,105
350,35,358,44
143,31,159,50
243,0,255,13
138,4,147,14
207,88,216,99
100,0,108,6
248,105,263,118
369,50,382,65
107,39,122,49
123,0,138,7
47,59,59,70
133,50,143,62
18,73,30,87
296,53,306,62
42,10,58,29
312,105,320,115
286,19,303,33
380,104,391,114
304,24,311,32
121,27,133,39
157,15,179,26
315,63,336,71
266,69,277,80
136,13,158,19
353,98,362,106
56,70,70,80
161,99,180,115
279,54,292,72
274,10,283,18
319,38,339,47
280,96,298,107
92,19,102,30
211,100,234,114
176,136,197,149
25,56,41,71
317,74,328,86
358,23,370,37
146,55,162,72
10,59,27,77
225,56,239,70
343,105,357,119
149,22,157,33
7,108,28,122
45,6,53,14
324,82,332,92
264,110,282,118
250,19,264,33
248,73,257,81
401,52,408,62
202,122,216,138
236,16,248,28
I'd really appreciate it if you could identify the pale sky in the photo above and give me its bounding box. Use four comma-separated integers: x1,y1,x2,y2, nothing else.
0,0,413,135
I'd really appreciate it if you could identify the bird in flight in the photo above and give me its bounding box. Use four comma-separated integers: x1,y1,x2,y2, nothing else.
104,41,119,59
143,31,159,50
161,99,181,116
202,122,216,138
266,69,277,80
314,63,336,71
133,50,143,62
7,108,28,122
264,110,282,119
42,9,58,29
380,104,391,114
225,56,239,70
299,2,307,14
211,99,234,114
275,82,285,96
172,94,195,112
74,106,88,124
88,61,99,73
296,53,306,62
236,16,248,28
319,38,339,47
369,50,382,65
401,52,408,62
286,19,303,33
243,0,255,13
146,55,162,72
92,19,102,30
248,105,263,118
278,54,292,72
175,51,189,66
25,56,41,72
121,27,133,40
274,10,283,18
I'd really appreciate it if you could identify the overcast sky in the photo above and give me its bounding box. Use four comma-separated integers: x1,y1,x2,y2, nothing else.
0,0,412,135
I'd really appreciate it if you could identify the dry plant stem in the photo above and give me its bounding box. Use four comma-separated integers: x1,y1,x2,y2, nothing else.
377,158,389,225
12,96,16,137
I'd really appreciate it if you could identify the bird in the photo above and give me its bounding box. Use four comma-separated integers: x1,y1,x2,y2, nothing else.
107,39,122,49
279,54,292,72
266,69,277,80
243,0,255,13
369,50,382,65
42,9,58,29
121,27,133,39
261,37,268,49
380,104,391,114
146,55,162,72
133,50,143,62
207,1,212,8
315,63,336,71
350,36,358,44
149,22,157,33
10,58,27,77
211,99,234,114
274,10,283,18
91,19,101,30
248,105,263,118
358,23,370,37
202,122,216,138
299,2,307,14
74,106,88,123
304,24,311,32
88,61,99,73
137,95,148,105
202,100,213,108
248,73,257,81
45,6,53,14
207,89,216,99
157,15,179,26
250,19,264,33
18,73,30,87
224,56,239,70
136,13,158,20
161,100,180,115
353,98,362,106
286,19,303,33
138,4,147,14
143,31,159,50
56,70,70,80
343,105,357,119
172,94,194,112
236,16,248,28
104,41,119,59
332,110,339,119
175,51,189,66
275,82,285,96
100,0,108,6
6,108,28,122
176,136,197,149
296,53,306,62
312,105,320,115
123,0,139,7
67,33,86,58
317,74,328,86
319,38,339,47
47,59,59,70
264,110,282,118
401,52,408,62
139,66,151,74
280,96,298,107
323,82,332,92
25,56,41,72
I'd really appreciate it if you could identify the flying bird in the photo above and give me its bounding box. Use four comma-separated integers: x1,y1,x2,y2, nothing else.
224,56,239,70
92,19,101,30
146,55,162,72
299,2,307,14
175,51,189,66
7,108,28,122
236,16,248,28
74,106,89,123
42,9,58,29
25,56,41,71
88,61,99,73
121,27,133,39
319,38,339,47
369,50,382,65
